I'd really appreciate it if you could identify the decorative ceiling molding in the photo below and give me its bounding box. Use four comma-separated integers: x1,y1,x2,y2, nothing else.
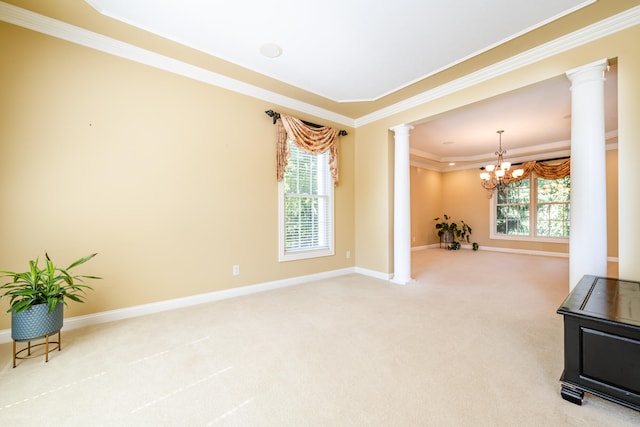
411,130,617,166
355,5,640,127
1,2,639,129
411,133,618,173
0,1,355,128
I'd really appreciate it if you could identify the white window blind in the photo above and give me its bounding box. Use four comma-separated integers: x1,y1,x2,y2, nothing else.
279,141,334,261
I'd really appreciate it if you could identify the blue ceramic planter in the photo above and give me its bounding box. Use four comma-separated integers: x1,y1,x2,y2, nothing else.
11,303,63,342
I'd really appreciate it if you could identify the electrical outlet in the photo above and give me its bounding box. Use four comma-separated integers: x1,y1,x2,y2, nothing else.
232,265,240,276
346,250,351,259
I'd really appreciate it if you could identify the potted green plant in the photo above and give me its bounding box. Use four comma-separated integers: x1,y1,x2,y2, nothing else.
434,214,473,250
0,253,101,364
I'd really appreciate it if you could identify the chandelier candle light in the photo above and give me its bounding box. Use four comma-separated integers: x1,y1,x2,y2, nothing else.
480,130,524,194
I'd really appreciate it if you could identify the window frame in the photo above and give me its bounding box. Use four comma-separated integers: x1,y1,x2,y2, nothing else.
278,142,335,262
490,172,569,243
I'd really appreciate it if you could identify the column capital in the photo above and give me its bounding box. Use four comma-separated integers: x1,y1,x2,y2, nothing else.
390,124,414,135
566,58,608,87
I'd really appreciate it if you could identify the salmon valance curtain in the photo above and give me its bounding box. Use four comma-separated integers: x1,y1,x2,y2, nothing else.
276,114,340,186
515,158,571,181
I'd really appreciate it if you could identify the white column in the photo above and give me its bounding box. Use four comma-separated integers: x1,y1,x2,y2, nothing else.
566,59,608,289
390,124,413,285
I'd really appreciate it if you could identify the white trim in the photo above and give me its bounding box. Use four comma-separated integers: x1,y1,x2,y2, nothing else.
477,247,617,263
411,245,430,251
489,233,569,244
0,251,617,343
1,2,639,128
338,1,596,103
412,137,618,173
411,245,623,261
355,5,640,127
354,267,392,281
477,246,569,258
390,277,414,285
411,245,569,258
0,1,354,128
0,267,356,344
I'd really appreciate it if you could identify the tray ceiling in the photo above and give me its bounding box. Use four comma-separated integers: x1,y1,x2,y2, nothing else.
85,0,594,103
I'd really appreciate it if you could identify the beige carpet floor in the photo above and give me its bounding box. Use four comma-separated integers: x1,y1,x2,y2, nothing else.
0,249,637,426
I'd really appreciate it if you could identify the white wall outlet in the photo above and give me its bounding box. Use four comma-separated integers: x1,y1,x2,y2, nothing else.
232,265,240,276
346,250,351,259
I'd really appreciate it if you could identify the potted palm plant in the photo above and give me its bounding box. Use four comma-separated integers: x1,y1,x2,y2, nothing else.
0,253,100,365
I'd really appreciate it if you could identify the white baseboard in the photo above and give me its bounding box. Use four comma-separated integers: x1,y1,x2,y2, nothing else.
1,250,618,343
0,267,356,344
354,267,392,281
415,245,619,263
476,246,569,258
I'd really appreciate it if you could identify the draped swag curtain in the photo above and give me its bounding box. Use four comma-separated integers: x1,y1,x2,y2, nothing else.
515,158,571,181
276,114,340,186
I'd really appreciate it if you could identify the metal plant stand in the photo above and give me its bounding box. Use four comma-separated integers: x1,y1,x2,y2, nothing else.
13,331,62,367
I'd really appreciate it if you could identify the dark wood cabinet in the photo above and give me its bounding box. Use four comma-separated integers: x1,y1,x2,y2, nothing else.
557,275,640,411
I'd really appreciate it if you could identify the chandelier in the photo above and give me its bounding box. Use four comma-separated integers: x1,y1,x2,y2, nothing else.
479,130,524,193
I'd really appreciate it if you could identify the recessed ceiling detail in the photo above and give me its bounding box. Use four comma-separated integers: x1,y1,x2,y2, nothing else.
410,65,618,169
85,0,594,102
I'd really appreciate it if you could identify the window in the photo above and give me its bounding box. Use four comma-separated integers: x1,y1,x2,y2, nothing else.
278,141,334,261
491,174,570,242
536,176,571,237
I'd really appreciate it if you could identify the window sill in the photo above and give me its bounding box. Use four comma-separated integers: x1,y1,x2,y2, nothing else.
279,248,334,262
490,233,569,244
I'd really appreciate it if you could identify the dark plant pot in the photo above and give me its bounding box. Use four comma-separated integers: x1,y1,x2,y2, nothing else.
11,303,63,341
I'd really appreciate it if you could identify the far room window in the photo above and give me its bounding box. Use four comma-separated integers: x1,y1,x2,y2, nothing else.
495,177,531,236
278,141,334,261
536,176,571,237
491,173,570,242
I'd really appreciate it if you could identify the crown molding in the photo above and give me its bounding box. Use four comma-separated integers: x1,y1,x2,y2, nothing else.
334,0,596,102
411,130,618,172
1,2,638,130
356,5,640,127
413,143,618,174
0,1,355,128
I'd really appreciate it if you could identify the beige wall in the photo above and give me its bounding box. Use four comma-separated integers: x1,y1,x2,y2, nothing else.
617,31,640,279
606,148,619,258
410,167,443,246
356,25,639,276
1,3,638,330
353,127,392,273
411,149,619,257
0,23,355,329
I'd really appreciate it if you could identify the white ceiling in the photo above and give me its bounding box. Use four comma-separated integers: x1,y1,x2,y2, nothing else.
82,0,618,168
85,0,593,102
